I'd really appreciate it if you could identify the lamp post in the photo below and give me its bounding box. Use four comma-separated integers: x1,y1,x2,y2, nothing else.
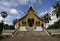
0,11,8,30
1,11,8,22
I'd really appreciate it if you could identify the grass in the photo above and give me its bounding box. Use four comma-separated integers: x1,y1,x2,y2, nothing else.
0,35,11,40
52,34,60,38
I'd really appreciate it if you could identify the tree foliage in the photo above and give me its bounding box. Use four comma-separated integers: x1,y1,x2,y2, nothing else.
42,13,51,23
9,25,15,30
47,19,60,29
13,19,18,25
52,1,60,18
0,21,4,34
4,24,15,30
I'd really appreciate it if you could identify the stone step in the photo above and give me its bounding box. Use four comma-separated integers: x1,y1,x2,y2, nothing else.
19,31,48,36
19,27,43,31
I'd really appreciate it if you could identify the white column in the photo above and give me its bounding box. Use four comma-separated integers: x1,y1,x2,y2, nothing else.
20,26,27,31
34,26,43,31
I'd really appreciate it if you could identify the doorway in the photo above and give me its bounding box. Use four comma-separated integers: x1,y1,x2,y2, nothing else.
28,18,34,27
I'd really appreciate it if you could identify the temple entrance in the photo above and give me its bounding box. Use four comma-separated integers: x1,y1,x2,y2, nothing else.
28,18,34,27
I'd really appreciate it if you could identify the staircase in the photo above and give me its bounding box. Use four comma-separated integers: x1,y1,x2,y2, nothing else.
19,31,50,36
19,27,51,36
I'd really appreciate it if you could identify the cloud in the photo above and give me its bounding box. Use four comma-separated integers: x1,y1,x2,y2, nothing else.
46,15,60,28
9,9,18,14
49,7,55,14
0,5,5,10
39,7,54,17
0,2,11,7
30,0,42,4
39,7,60,28
40,7,60,28
4,15,16,25
0,0,42,8
39,10,49,17
4,9,24,24
38,0,42,5
16,0,41,5
16,10,24,19
0,0,18,8
0,0,42,25
0,14,3,21
30,0,36,3
17,0,29,5
18,10,24,15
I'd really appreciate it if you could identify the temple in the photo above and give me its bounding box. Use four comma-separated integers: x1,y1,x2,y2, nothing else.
15,5,46,31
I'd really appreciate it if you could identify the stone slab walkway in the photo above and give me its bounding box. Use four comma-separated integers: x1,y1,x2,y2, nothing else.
0,32,60,41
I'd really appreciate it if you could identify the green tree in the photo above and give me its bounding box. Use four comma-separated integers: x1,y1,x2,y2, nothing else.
4,24,9,30
9,25,15,30
4,24,15,30
0,21,4,34
52,1,60,18
42,13,51,23
13,19,17,25
47,19,60,29
13,19,18,29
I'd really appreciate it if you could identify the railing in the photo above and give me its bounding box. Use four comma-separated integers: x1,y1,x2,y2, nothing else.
43,28,51,36
2,28,19,37
47,29,60,35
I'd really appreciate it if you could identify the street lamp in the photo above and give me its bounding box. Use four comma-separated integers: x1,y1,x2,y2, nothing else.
1,11,8,22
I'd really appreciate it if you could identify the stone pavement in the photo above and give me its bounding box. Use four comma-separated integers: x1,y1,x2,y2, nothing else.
0,31,60,41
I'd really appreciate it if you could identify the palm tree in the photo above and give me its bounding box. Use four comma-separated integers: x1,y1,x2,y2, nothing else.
52,1,60,18
42,13,51,23
1,11,8,22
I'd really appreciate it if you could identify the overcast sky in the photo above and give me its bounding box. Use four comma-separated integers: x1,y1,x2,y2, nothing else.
0,0,59,25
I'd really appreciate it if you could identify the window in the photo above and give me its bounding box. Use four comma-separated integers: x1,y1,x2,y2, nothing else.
31,18,34,23
28,18,34,23
36,21,40,26
28,19,30,23
22,21,26,26
41,24,44,28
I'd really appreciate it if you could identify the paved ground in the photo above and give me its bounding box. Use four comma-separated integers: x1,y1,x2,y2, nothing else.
0,31,60,41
